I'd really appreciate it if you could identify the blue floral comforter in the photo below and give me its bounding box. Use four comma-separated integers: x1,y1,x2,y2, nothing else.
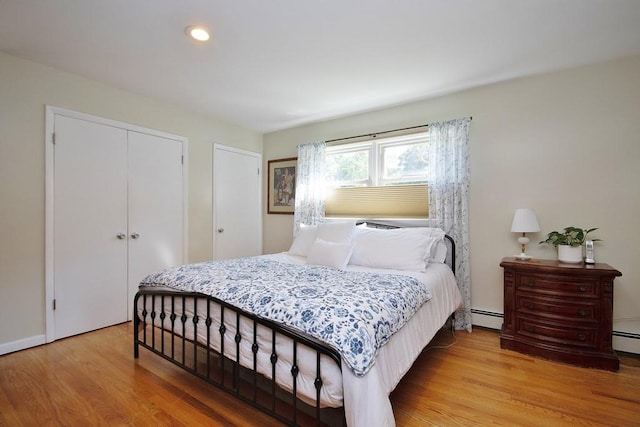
139,257,432,376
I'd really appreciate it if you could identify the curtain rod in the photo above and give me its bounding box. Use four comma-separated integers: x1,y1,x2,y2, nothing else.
325,124,428,144
325,117,472,144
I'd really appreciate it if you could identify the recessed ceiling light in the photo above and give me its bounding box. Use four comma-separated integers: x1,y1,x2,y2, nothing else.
186,26,210,42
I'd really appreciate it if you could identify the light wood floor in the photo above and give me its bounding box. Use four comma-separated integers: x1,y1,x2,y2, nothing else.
1,323,638,426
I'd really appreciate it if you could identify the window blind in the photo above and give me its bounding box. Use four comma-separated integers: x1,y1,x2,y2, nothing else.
325,184,428,218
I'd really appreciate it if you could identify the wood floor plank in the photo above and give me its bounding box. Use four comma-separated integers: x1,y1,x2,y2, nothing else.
390,328,640,427
1,323,638,426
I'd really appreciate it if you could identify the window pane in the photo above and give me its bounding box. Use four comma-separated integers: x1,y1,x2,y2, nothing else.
326,149,369,186
381,142,428,184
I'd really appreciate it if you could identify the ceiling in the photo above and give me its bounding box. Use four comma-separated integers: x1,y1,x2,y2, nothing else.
2,0,640,133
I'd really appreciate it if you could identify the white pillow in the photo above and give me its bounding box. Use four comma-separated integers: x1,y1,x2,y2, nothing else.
288,224,317,257
307,239,354,270
316,221,356,244
349,227,435,271
430,238,448,263
380,226,447,263
421,227,447,263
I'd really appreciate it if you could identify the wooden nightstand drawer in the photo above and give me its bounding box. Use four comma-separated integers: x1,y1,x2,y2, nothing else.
517,273,597,298
517,295,599,322
517,318,598,348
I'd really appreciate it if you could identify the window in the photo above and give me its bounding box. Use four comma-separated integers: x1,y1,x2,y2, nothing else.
325,143,371,187
379,138,428,185
326,133,428,187
325,132,429,218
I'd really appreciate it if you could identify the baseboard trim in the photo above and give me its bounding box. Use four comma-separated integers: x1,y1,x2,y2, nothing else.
471,309,640,355
0,334,46,356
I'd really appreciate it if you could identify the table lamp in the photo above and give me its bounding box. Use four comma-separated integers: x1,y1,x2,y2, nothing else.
511,208,540,260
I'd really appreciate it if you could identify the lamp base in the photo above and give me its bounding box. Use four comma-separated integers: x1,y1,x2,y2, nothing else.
514,253,532,260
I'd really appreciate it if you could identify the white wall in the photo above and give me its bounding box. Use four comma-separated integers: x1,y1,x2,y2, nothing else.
263,55,640,348
0,52,262,348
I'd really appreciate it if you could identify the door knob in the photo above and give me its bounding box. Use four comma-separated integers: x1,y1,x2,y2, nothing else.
116,233,126,240
131,233,140,239
217,228,224,233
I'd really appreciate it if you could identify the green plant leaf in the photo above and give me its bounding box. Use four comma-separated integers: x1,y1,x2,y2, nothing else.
539,226,601,247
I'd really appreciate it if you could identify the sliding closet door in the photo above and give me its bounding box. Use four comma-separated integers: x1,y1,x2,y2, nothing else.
53,115,128,339
127,131,184,319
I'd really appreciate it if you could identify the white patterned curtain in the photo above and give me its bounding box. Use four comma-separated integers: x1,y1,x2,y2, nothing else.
293,141,326,234
428,117,472,331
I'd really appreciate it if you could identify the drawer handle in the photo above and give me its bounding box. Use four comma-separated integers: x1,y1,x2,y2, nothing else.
527,303,534,310
577,333,586,341
527,280,535,287
579,286,587,292
526,326,535,333
578,309,587,317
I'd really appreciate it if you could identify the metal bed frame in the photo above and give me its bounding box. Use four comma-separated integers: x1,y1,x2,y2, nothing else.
134,229,455,426
134,289,345,426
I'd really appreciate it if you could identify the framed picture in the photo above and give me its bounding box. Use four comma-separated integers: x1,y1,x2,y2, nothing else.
267,157,297,214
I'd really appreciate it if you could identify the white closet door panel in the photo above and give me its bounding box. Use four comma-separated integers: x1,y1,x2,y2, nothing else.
53,115,128,339
214,146,262,260
127,131,184,318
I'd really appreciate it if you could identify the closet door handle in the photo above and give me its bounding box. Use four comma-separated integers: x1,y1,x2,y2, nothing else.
116,233,126,240
131,233,140,239
217,228,225,233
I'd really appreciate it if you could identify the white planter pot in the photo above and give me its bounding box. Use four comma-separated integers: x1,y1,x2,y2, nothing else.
558,245,583,264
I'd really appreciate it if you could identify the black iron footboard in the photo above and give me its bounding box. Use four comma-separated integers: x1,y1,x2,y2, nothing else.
133,289,346,427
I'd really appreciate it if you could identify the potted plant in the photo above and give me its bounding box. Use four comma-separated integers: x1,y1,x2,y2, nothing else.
539,226,601,263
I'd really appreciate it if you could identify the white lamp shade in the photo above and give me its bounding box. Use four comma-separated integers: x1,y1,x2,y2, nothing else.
511,208,541,233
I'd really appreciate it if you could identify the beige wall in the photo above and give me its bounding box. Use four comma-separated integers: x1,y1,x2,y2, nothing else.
263,55,640,339
0,52,262,346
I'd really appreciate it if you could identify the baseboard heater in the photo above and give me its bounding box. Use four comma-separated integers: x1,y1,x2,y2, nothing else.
613,330,640,340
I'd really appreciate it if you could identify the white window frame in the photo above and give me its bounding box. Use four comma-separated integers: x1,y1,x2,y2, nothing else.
326,131,429,188
325,141,373,187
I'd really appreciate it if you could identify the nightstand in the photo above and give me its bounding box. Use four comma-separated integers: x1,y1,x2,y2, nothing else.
500,257,621,371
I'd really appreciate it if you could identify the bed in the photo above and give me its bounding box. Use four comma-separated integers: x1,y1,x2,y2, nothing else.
133,221,462,426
